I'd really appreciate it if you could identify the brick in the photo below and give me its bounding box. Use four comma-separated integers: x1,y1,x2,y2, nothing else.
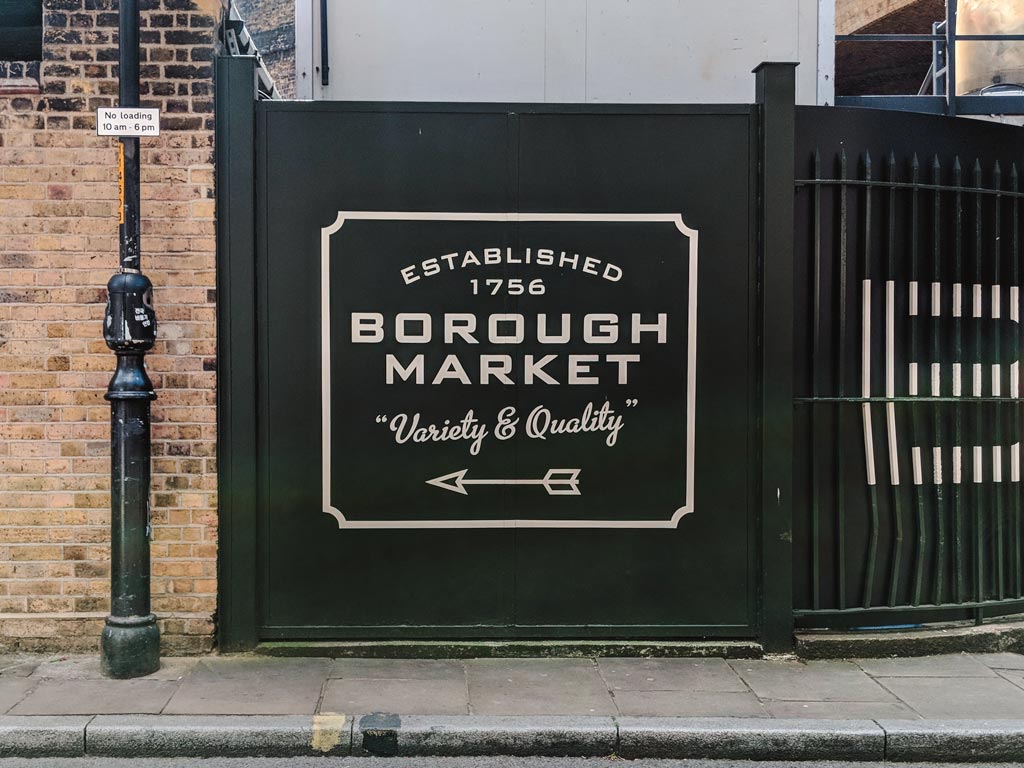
41,97,86,112
163,30,210,44
46,29,84,44
163,64,210,80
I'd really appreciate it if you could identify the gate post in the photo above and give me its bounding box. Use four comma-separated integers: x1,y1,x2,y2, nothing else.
755,62,797,652
215,55,260,651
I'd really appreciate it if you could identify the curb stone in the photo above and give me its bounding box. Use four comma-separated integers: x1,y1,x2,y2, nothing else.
0,716,90,758
796,619,1024,660
881,719,1024,762
1,713,1024,760
256,640,765,659
616,717,886,761
353,714,618,757
85,715,353,757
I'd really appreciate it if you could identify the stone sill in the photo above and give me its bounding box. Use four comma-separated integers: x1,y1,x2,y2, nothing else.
0,80,42,95
0,60,41,93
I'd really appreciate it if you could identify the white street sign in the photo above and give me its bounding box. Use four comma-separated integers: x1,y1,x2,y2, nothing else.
96,107,160,137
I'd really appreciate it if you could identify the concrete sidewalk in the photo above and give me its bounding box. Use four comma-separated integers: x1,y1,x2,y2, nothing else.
1,652,1024,759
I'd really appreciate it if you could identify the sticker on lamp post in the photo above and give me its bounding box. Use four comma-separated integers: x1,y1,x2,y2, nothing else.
96,107,160,137
323,212,698,529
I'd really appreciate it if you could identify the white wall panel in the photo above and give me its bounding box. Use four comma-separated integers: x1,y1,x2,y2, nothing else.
308,0,823,104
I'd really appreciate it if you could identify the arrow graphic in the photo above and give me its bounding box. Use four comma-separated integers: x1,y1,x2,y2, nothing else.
426,468,581,496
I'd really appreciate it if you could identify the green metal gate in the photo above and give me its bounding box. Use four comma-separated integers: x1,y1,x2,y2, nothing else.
215,56,799,651
794,106,1024,628
217,54,1024,649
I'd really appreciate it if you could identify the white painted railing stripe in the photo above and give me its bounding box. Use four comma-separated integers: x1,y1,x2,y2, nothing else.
863,280,876,487
912,446,924,486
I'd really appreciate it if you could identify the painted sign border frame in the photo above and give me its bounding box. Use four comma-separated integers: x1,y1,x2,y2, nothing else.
320,211,699,529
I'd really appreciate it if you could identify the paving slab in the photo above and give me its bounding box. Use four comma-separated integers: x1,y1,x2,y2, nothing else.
855,653,996,678
329,658,465,680
994,667,1024,693
728,659,897,702
881,718,1024,762
877,675,1024,719
971,652,1024,671
31,655,197,681
0,657,40,678
612,689,767,718
321,677,469,715
616,716,885,760
0,715,89,757
763,700,921,720
9,679,176,715
597,657,747,692
86,714,351,757
0,679,36,715
353,713,617,757
466,659,615,716
163,657,331,715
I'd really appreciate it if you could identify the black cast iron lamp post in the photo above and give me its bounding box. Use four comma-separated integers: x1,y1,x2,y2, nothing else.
100,0,160,678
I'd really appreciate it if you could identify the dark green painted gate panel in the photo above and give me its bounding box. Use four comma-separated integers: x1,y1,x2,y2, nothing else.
251,102,759,639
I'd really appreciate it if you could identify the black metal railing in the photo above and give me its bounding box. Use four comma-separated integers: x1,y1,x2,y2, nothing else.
794,144,1024,627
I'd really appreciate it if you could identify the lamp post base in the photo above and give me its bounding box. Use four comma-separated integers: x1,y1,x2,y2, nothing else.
100,614,160,679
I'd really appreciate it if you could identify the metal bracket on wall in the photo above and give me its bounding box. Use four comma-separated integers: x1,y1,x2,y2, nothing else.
222,1,281,100
319,0,330,87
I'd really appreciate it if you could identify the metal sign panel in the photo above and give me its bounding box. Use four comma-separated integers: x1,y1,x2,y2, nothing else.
322,211,697,528
245,102,759,638
96,107,160,136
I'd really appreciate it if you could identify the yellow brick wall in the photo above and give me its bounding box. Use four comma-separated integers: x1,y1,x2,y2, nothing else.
0,0,221,654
